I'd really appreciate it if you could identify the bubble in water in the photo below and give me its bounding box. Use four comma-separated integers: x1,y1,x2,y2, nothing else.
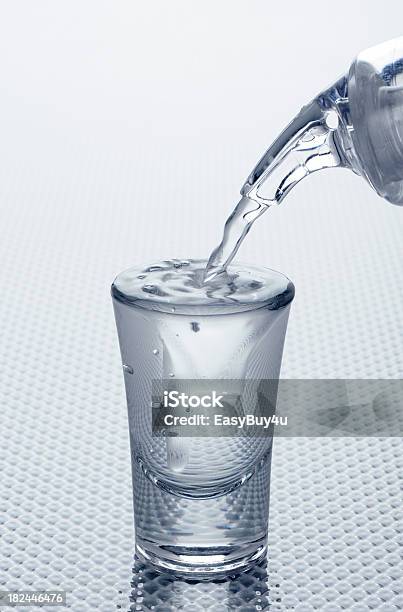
123,364,134,375
142,284,168,297
169,373,175,378
137,274,146,279
146,265,164,272
171,259,191,269
152,349,159,355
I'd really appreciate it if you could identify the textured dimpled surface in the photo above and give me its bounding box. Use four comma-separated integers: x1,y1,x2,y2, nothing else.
2,96,403,612
2,205,403,612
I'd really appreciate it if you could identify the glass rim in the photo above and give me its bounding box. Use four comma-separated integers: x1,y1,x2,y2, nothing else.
111,260,295,316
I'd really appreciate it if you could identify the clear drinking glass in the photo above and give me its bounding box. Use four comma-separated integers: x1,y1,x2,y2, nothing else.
112,260,294,577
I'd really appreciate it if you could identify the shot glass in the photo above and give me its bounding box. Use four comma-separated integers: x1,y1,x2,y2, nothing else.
112,260,294,577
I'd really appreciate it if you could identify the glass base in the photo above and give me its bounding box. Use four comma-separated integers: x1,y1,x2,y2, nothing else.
135,535,268,579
